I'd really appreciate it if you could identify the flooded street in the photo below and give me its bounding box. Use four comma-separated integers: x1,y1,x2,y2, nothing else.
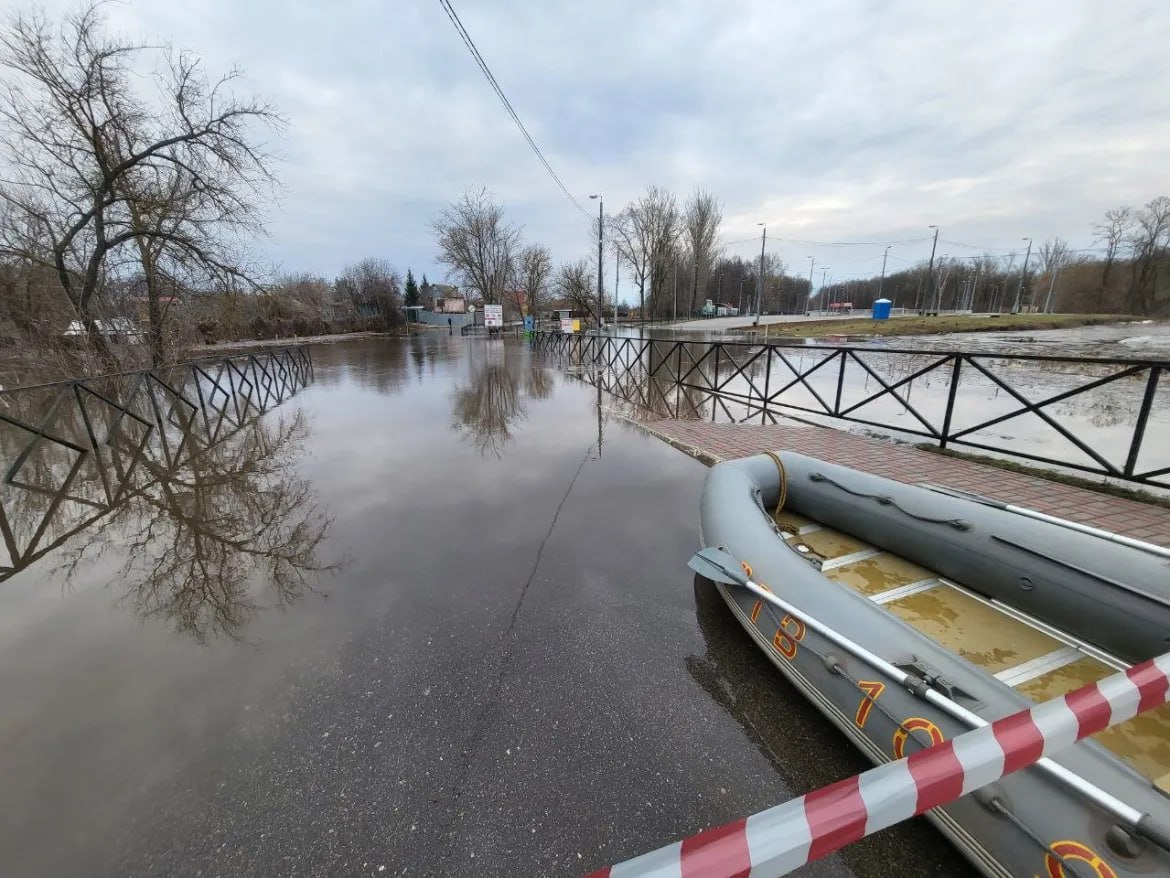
0,337,968,878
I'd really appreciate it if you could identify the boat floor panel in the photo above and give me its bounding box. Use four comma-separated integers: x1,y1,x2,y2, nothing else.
1017,657,1170,792
770,504,1170,789
885,586,1062,675
795,528,871,560
826,554,937,597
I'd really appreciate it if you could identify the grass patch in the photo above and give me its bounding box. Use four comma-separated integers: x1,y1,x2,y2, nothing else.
733,313,1136,339
919,445,1170,510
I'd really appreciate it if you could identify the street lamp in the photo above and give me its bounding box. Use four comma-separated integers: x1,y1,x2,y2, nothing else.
754,223,766,326
925,224,939,313
805,256,815,315
589,195,603,331
821,268,831,313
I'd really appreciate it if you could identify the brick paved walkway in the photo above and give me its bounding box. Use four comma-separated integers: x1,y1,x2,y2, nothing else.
643,418,1170,548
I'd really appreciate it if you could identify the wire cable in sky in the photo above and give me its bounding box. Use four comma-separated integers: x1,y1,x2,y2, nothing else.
718,234,934,248
437,0,589,219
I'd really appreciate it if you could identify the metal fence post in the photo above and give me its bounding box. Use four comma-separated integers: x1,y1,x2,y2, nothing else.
939,355,963,449
1125,365,1161,477
760,345,773,424
833,351,847,415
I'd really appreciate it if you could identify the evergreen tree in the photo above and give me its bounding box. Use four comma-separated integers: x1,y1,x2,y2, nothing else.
404,269,420,308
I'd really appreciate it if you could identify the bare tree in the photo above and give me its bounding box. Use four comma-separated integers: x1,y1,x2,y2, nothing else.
511,244,552,320
1036,238,1069,312
1126,196,1170,315
683,188,722,316
431,187,520,305
0,3,282,364
554,259,597,322
1093,207,1133,312
335,258,403,328
610,186,680,322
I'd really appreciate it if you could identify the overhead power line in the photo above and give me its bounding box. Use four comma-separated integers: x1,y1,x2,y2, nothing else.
718,234,934,248
437,0,589,219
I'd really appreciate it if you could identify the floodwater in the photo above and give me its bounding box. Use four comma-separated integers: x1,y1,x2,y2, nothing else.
580,324,1170,491
0,336,969,877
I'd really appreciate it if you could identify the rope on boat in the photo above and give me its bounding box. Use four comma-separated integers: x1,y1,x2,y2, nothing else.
809,471,972,531
763,451,788,517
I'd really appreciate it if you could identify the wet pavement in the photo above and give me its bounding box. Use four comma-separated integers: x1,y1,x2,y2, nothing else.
0,336,970,877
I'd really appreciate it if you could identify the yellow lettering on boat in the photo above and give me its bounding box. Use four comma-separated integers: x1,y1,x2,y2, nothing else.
740,560,753,579
892,717,944,758
854,680,886,728
1042,840,1117,878
750,601,763,624
773,614,805,660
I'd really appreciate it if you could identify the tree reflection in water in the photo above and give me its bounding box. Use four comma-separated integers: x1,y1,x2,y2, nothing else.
451,344,554,457
56,410,340,643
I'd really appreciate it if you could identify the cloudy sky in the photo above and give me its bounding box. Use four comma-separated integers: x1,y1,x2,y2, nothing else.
42,0,1170,298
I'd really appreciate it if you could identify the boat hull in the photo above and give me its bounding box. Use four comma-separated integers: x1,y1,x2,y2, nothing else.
699,452,1170,878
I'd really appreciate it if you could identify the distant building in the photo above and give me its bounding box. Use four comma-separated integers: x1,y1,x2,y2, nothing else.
430,284,465,313
700,299,739,318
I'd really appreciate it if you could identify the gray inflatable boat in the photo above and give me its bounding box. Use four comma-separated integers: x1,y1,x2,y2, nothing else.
699,451,1170,878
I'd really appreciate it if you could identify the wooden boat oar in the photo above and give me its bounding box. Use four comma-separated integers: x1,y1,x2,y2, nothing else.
688,546,1170,854
584,641,1170,878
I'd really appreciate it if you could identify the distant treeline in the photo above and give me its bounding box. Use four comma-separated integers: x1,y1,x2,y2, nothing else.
688,197,1170,318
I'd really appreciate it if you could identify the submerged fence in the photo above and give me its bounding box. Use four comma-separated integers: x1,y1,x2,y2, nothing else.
533,332,1169,488
0,346,313,579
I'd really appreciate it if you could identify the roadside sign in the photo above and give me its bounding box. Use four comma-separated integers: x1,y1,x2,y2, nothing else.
560,316,574,333
484,304,503,328
523,315,534,331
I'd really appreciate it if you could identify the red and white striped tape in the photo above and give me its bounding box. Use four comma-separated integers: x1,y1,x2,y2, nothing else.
585,653,1170,878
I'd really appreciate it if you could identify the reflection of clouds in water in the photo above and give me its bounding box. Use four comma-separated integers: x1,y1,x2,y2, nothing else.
450,344,556,457
56,410,341,644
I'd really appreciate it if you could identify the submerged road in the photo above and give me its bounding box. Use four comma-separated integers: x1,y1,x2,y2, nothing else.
0,337,971,877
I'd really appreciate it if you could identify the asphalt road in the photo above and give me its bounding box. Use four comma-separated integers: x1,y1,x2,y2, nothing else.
0,337,972,877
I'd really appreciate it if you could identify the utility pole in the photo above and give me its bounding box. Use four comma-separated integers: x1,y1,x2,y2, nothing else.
805,256,815,314
821,268,830,312
877,246,890,300
969,262,982,312
1043,264,1062,313
935,255,950,313
754,223,766,326
923,225,939,314
738,278,745,316
589,195,603,330
613,256,619,325
1012,236,1033,313
672,261,678,322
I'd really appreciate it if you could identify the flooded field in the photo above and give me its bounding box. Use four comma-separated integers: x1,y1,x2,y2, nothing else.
0,337,968,877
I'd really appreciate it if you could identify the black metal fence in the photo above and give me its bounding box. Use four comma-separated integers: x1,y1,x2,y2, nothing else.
534,332,1169,488
0,346,313,579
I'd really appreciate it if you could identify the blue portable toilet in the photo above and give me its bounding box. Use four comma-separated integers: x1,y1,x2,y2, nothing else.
872,298,892,321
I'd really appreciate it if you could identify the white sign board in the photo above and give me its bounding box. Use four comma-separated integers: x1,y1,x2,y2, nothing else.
560,316,575,333
484,304,503,328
